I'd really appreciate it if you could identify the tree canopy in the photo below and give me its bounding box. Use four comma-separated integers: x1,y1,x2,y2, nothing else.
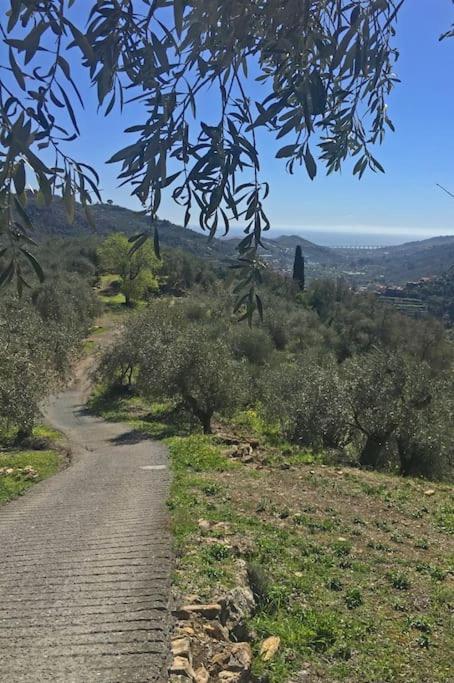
0,1,409,316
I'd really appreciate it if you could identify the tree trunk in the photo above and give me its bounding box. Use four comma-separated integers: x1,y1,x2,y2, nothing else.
359,433,386,469
200,412,212,434
16,426,33,444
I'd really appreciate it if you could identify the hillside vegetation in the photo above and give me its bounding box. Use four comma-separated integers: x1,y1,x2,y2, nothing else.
27,197,454,286
88,231,453,679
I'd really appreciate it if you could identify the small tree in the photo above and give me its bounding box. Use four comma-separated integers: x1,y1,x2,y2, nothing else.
342,350,453,477
0,301,54,439
139,326,246,433
292,246,305,291
97,233,159,306
261,355,350,450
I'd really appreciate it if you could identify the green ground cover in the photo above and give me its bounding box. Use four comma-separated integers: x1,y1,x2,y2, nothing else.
90,389,454,682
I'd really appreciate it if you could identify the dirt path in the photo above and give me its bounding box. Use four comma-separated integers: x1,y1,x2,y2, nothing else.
0,343,172,682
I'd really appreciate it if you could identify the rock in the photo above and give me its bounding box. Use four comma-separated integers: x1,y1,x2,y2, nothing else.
194,665,209,683
198,519,211,531
211,650,230,668
179,625,196,637
424,489,436,496
221,586,255,636
203,621,230,641
171,636,191,659
169,655,195,678
174,603,222,620
212,521,231,533
218,672,241,682
227,642,252,672
216,433,242,446
260,635,281,661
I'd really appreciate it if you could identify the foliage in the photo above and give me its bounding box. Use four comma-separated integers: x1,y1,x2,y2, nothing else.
98,302,247,432
261,355,350,450
0,300,55,437
343,350,453,478
97,233,159,305
0,1,405,316
0,273,98,437
95,258,453,479
292,245,305,291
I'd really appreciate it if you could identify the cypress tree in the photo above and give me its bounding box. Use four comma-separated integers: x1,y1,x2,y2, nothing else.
292,245,305,290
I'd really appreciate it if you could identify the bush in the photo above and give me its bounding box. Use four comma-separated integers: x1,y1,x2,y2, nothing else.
0,300,56,437
98,303,247,433
229,326,274,365
343,351,453,479
138,323,247,433
261,355,350,450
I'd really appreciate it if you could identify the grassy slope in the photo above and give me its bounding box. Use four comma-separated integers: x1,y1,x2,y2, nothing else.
0,426,62,505
90,391,454,683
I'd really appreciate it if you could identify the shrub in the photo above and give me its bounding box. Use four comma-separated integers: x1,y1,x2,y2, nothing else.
229,326,274,365
261,355,350,450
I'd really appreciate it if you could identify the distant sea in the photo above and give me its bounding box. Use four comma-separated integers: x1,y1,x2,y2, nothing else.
285,230,435,248
192,224,454,249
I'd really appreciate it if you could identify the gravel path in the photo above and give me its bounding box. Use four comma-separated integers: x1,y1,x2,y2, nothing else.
0,370,172,682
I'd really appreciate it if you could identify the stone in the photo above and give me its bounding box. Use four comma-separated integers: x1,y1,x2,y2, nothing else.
221,586,255,631
212,649,230,666
218,672,241,682
203,621,230,641
175,603,222,620
198,519,211,531
194,665,209,683
227,642,252,672
260,635,281,661
424,489,436,496
179,625,196,637
169,655,195,679
171,636,191,658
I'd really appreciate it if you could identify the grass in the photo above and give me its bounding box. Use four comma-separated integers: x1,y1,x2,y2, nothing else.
89,391,454,682
0,424,64,505
0,449,61,504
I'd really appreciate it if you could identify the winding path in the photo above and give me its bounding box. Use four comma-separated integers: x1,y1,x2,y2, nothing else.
0,361,172,682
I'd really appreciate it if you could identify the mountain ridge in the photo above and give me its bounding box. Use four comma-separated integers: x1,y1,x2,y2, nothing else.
26,196,454,282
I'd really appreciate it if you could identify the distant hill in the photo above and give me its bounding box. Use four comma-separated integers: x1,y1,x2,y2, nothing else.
27,197,235,261
342,235,454,282
226,233,343,267
26,196,454,283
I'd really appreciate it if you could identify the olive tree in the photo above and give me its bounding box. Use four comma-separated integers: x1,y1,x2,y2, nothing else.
342,349,452,476
1,1,404,317
261,354,350,449
0,300,54,438
138,324,246,433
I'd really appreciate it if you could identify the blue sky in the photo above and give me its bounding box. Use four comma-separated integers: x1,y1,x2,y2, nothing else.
62,1,454,239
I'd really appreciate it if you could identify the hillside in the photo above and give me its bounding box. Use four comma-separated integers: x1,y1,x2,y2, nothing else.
343,236,454,283
27,197,234,261
27,196,454,284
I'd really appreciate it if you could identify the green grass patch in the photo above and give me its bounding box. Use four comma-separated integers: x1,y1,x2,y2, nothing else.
165,430,454,682
86,383,453,681
88,387,192,439
0,450,60,504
